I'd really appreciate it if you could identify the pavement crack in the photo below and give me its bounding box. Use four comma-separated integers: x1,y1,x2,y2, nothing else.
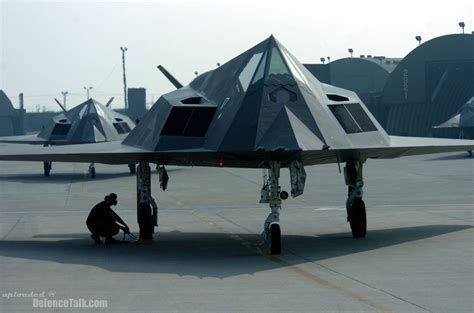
286,248,432,312
215,212,256,234
419,209,473,223
2,216,22,240
221,169,261,186
211,212,394,313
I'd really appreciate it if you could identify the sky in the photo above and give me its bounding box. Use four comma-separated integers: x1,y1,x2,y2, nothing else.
0,0,472,111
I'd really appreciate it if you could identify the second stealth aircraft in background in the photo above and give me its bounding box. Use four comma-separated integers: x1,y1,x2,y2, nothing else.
0,98,135,177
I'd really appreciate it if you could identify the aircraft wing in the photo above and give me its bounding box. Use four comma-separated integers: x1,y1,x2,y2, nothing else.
0,137,473,168
378,136,474,158
0,141,260,167
0,135,64,145
0,142,151,164
299,136,474,165
0,134,129,145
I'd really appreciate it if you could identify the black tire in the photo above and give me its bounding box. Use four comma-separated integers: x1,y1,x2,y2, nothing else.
129,164,136,174
139,203,154,240
90,167,96,179
349,199,366,238
43,162,51,177
269,224,281,255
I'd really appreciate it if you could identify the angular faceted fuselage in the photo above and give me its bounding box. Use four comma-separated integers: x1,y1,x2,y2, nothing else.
124,36,389,166
39,99,135,144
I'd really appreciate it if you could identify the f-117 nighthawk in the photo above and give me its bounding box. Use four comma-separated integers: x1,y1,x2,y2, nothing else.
0,97,135,177
1,36,473,254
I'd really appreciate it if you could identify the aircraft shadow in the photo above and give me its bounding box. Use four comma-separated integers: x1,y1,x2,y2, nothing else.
0,224,471,278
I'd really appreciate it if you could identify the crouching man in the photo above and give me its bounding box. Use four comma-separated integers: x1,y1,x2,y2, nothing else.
86,193,130,244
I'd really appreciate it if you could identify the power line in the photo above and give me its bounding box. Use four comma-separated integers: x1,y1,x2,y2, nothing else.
94,62,119,92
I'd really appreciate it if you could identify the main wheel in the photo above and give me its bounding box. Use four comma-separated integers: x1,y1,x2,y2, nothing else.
43,162,51,177
139,203,154,240
269,224,281,255
90,167,96,179
129,164,136,174
348,199,366,238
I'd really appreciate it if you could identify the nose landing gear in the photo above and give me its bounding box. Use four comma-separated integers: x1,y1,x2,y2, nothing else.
259,160,305,255
260,162,283,255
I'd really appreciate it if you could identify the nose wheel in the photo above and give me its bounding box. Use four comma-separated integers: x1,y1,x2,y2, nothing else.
268,224,281,254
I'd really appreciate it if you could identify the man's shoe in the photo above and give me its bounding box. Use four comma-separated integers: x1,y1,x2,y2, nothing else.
104,237,122,245
91,234,102,244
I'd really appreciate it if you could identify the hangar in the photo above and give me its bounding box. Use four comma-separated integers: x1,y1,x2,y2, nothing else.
0,90,24,136
304,57,396,116
379,34,474,137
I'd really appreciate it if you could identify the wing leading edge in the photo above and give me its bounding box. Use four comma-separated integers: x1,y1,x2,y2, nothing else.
0,136,473,168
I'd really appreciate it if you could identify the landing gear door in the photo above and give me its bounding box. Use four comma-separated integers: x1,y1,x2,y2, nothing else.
289,160,306,198
158,165,169,191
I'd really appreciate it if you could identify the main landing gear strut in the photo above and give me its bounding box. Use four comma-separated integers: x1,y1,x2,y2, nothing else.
135,161,161,244
344,160,366,238
260,160,306,255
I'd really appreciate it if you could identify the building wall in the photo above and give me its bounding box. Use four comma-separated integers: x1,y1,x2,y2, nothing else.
24,112,58,133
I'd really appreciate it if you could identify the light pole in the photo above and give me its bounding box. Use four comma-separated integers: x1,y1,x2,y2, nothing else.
415,36,422,45
83,86,93,99
120,46,128,110
61,91,68,110
348,48,353,58
459,22,465,34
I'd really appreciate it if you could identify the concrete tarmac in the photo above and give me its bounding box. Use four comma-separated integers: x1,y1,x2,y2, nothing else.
0,152,472,312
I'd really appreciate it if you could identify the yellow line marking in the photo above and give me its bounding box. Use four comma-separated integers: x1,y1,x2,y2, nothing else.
193,211,393,313
248,242,393,313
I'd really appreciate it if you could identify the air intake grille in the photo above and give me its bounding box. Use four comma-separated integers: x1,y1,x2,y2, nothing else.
113,122,132,134
161,106,216,137
51,123,71,136
329,103,377,134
